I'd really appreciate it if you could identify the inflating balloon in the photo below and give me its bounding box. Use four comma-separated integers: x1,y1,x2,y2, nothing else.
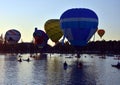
5,29,21,44
44,19,63,44
97,29,105,38
60,8,99,46
33,28,48,48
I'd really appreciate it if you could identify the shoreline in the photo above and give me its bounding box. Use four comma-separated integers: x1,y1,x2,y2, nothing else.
0,40,120,55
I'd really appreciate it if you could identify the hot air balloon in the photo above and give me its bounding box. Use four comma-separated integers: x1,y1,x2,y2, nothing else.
97,29,105,38
44,19,63,44
33,28,48,48
5,29,21,44
60,8,99,46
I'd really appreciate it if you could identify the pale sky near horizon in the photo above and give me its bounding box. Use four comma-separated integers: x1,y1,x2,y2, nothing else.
0,0,120,46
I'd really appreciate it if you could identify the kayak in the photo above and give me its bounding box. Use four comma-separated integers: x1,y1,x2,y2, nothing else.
111,64,120,69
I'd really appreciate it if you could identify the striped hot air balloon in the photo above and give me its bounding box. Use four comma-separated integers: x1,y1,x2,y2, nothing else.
5,29,21,44
60,8,99,46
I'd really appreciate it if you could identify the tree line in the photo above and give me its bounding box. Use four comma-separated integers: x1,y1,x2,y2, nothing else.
0,40,120,54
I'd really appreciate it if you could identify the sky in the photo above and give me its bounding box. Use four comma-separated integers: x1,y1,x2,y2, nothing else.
0,0,120,46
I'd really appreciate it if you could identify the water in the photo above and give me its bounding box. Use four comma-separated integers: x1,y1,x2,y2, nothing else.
0,53,120,85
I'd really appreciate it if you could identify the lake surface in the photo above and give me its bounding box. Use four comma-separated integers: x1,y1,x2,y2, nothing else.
0,53,120,85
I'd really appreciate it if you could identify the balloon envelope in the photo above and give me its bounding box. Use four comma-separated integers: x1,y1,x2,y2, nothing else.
44,19,63,43
5,29,21,44
33,28,48,48
97,29,105,38
60,8,99,46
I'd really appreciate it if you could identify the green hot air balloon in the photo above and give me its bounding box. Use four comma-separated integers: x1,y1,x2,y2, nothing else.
44,19,63,44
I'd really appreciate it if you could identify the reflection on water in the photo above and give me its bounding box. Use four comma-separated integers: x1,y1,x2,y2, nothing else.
0,53,120,85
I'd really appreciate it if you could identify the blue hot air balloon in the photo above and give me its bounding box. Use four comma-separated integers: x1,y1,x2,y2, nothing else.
60,8,98,46
33,28,49,48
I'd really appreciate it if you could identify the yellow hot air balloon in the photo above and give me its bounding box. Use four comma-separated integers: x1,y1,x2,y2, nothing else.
44,19,63,44
97,29,105,38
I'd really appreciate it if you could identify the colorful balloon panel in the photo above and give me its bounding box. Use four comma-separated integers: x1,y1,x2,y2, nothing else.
60,8,99,46
44,19,63,43
33,28,48,48
97,29,105,38
5,29,21,44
